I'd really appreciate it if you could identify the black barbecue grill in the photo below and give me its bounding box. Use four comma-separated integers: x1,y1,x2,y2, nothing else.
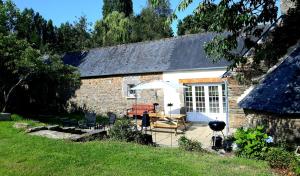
208,120,226,150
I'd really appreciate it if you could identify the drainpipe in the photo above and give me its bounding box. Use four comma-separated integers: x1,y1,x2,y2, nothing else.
224,79,230,136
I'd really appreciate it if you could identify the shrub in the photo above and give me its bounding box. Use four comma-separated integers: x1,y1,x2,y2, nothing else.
292,156,300,176
234,126,269,159
96,115,109,125
109,118,136,142
134,133,153,145
109,118,153,145
178,136,204,152
265,147,295,169
11,114,24,121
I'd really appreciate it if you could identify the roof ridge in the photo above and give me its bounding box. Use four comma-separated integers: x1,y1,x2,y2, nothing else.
258,41,300,83
86,32,217,52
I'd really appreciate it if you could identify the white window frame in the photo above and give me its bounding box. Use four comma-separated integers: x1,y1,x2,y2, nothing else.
127,84,136,98
184,83,225,114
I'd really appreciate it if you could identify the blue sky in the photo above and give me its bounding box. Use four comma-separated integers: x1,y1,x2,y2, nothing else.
12,0,200,35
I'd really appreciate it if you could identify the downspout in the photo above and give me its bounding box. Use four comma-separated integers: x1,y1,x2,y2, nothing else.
224,79,230,136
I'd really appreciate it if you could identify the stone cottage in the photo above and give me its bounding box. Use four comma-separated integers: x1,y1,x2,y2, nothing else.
63,33,249,131
239,45,300,145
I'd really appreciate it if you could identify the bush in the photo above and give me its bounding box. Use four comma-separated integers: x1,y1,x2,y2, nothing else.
292,156,300,176
234,126,269,159
109,118,153,145
96,115,109,125
178,136,204,152
265,147,295,169
109,118,136,142
11,114,24,121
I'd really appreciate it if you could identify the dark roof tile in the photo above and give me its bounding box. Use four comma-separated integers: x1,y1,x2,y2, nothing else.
63,33,231,77
239,46,300,114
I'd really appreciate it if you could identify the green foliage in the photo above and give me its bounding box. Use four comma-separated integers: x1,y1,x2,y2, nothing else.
265,147,296,169
172,0,300,82
96,115,109,125
148,0,172,17
234,126,269,159
253,0,300,68
102,0,133,18
109,118,136,142
178,136,204,152
0,34,40,112
0,34,80,113
177,4,216,35
94,11,132,46
57,16,92,53
108,118,152,145
94,2,173,47
0,0,18,35
131,7,173,42
10,114,24,121
292,156,300,175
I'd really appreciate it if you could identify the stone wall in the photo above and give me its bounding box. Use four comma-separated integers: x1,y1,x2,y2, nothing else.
227,77,248,128
245,110,300,146
69,73,164,116
281,0,296,15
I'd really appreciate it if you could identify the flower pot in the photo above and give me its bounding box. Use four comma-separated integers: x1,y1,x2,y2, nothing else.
0,112,11,121
223,139,233,152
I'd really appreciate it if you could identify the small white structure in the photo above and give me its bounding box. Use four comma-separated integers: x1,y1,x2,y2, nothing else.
163,68,228,123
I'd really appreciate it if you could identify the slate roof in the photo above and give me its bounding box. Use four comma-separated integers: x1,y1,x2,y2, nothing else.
239,46,300,114
63,33,232,78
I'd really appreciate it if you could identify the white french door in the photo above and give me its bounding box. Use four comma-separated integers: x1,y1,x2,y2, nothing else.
184,84,227,122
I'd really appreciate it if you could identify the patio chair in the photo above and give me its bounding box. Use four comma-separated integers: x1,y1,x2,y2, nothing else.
107,112,117,128
79,112,96,129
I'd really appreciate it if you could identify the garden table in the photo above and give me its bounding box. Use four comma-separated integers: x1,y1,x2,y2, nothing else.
148,113,187,135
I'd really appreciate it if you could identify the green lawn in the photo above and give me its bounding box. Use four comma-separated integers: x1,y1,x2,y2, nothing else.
0,121,274,176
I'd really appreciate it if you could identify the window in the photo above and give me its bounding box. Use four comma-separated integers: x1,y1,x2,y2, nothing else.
184,85,193,112
195,86,205,112
183,84,226,114
222,84,227,113
208,86,219,113
127,84,136,97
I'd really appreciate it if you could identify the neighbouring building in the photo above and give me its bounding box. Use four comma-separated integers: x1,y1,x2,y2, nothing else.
239,44,300,146
63,33,249,130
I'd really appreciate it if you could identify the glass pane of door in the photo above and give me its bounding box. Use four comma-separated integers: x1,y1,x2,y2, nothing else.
222,84,226,113
184,85,193,112
195,86,205,112
208,85,219,113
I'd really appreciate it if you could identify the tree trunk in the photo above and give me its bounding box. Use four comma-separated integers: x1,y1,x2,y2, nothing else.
1,77,26,113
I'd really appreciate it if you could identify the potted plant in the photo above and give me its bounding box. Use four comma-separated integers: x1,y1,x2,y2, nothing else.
223,135,235,152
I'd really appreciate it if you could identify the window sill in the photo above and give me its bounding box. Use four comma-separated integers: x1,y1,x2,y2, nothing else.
126,96,136,99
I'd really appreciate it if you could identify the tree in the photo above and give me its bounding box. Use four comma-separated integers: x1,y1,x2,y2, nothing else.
0,34,80,113
0,34,41,112
152,0,279,69
148,0,172,17
56,22,76,53
42,19,57,52
0,0,19,34
177,4,216,35
56,16,92,53
0,1,81,113
102,0,133,18
94,11,132,46
131,3,173,42
73,16,92,50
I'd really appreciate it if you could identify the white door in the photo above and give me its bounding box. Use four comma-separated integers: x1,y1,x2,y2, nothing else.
184,84,227,123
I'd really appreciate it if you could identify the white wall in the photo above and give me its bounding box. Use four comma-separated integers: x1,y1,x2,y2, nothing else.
162,68,227,122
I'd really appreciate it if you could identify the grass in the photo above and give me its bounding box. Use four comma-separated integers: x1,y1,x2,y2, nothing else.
0,121,275,176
